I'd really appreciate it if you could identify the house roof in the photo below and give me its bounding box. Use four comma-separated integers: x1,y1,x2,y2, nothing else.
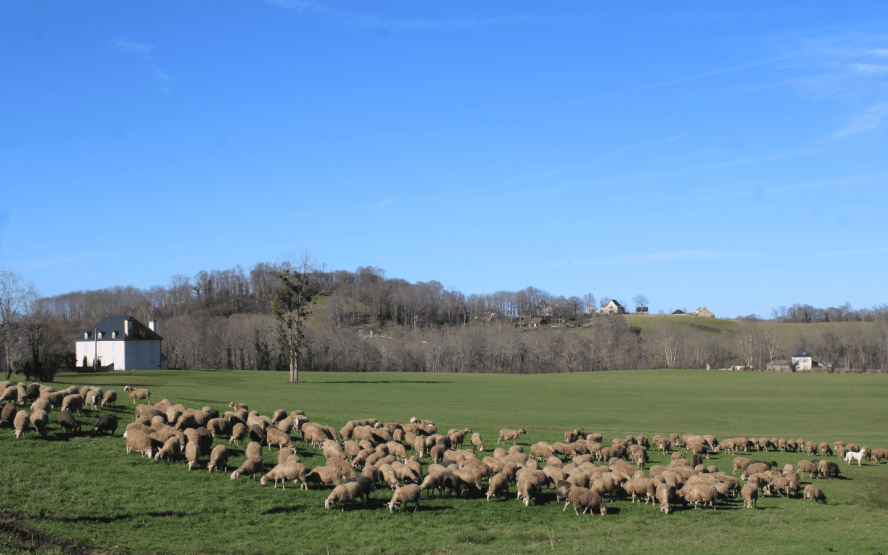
528,318,543,325
75,316,163,342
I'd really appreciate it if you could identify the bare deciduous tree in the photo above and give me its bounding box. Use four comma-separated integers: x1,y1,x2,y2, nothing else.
0,268,39,378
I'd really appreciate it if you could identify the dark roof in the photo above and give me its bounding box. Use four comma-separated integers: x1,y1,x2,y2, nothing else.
672,309,685,314
528,318,543,325
610,300,623,308
75,316,163,342
794,348,810,357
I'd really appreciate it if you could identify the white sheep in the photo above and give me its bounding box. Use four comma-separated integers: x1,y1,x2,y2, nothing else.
126,430,161,458
154,437,182,461
262,462,308,490
13,410,30,438
208,445,230,473
325,482,363,510
230,458,264,480
498,428,526,446
387,484,422,513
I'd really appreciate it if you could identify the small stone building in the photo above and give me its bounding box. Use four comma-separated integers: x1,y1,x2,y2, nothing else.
694,307,715,318
600,300,625,315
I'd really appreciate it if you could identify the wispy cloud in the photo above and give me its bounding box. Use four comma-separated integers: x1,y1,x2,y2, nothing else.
107,37,172,94
559,250,758,268
375,199,393,208
819,248,888,256
832,103,888,138
261,0,544,29
13,250,128,271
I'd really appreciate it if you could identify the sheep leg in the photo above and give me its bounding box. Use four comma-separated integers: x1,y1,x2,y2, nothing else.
563,501,570,512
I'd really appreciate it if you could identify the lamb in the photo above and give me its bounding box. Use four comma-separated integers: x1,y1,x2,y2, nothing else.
100,390,117,408
262,462,309,490
471,432,484,452
29,409,49,437
207,445,230,473
123,386,151,404
230,458,264,480
126,430,161,458
155,437,182,461
741,484,758,508
804,484,827,504
387,484,422,513
92,415,119,436
563,486,607,516
61,394,84,415
325,482,364,510
498,428,526,446
13,410,30,438
57,410,81,435
306,466,345,488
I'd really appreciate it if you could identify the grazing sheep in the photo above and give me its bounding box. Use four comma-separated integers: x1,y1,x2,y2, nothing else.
185,441,201,470
387,484,422,513
623,477,656,504
155,437,182,461
100,390,117,408
126,430,161,458
741,484,758,508
123,386,151,405
870,448,888,464
819,460,840,478
230,458,264,480
804,484,827,504
261,462,309,490
57,410,82,435
266,427,295,451
805,441,817,456
681,484,718,510
30,397,51,414
564,487,607,516
498,428,526,446
325,482,364,510
517,475,544,506
229,423,247,446
471,433,484,452
92,415,119,436
819,442,833,457
29,409,49,437
797,460,818,479
13,410,30,438
208,445,230,473
306,466,345,488
486,473,510,501
61,394,84,415
229,402,248,411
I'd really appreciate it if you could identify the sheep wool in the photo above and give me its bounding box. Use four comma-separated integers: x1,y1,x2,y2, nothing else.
208,445,230,473
387,484,422,513
13,410,30,438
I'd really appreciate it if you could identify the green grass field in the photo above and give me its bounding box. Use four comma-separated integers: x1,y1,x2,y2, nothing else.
2,369,887,554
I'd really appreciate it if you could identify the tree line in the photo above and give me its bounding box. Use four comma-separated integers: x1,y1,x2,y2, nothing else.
2,262,887,378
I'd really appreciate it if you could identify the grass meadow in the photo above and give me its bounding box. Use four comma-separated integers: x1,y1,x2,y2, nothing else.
2,369,887,554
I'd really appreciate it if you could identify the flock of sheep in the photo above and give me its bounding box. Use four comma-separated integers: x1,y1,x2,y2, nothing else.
2,378,885,516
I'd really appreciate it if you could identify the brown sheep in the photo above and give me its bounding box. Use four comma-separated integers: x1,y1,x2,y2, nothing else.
498,428,526,445
804,484,827,504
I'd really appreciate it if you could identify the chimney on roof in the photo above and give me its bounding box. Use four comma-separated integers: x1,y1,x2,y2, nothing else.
124,319,132,337
149,320,156,333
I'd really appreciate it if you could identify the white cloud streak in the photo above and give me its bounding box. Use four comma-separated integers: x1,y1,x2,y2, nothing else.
832,103,888,138
562,250,759,268
107,37,172,93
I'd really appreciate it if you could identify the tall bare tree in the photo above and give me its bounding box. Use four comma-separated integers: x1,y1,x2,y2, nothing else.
0,268,39,378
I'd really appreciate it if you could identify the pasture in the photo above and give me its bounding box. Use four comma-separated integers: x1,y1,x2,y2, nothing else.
2,369,887,554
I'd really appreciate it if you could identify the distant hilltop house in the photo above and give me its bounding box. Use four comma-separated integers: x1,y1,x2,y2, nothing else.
600,300,625,315
635,306,648,314
671,309,685,315
75,316,166,371
693,307,715,318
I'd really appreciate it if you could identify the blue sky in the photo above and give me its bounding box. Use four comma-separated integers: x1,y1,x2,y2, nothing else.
2,1,886,318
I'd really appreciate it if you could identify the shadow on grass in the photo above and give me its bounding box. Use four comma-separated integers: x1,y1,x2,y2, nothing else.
316,381,455,385
55,514,132,523
262,506,303,515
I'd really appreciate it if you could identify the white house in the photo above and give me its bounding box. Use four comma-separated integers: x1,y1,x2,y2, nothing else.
600,300,625,315
75,316,165,371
